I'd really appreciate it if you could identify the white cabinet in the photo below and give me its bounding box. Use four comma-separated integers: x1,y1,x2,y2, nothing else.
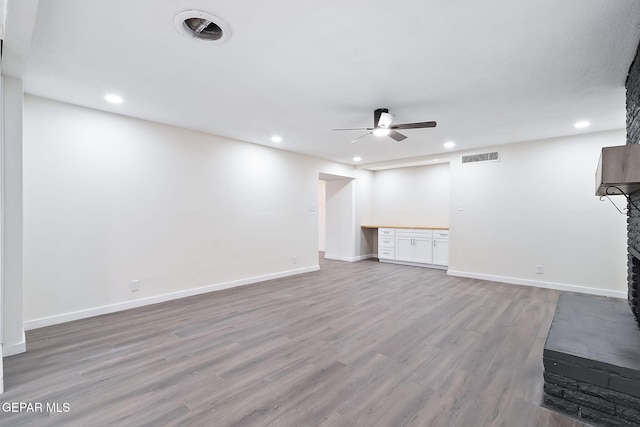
376,227,449,269
433,230,449,266
396,229,433,264
377,228,396,260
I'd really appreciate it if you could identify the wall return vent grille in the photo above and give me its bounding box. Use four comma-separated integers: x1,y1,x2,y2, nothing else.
461,151,500,164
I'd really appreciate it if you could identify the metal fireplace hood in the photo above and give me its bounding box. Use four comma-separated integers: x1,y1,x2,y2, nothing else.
596,144,640,196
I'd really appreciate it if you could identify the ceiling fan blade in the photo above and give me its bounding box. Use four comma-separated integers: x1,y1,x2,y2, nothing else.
390,121,437,130
332,127,373,131
348,133,372,144
388,131,407,142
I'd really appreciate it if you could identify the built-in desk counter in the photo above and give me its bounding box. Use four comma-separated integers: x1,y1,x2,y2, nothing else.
362,225,449,269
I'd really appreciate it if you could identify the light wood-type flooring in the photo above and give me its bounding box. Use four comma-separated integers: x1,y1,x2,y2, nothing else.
0,256,592,426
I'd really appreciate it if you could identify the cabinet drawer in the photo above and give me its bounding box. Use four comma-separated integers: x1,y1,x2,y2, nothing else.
378,228,396,237
434,230,449,239
378,248,395,259
397,229,433,238
378,237,395,247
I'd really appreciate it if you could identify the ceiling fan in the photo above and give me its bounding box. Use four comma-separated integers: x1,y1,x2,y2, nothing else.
332,108,437,143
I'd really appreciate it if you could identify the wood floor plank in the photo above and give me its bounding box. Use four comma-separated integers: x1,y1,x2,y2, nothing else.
0,256,593,426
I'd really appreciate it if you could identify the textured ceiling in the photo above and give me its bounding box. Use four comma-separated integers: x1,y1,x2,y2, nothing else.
11,0,640,167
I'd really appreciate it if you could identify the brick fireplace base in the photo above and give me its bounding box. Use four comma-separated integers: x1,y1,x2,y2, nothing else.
543,293,640,426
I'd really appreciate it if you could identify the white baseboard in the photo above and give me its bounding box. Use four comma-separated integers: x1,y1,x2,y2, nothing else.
4,332,26,357
324,253,375,262
447,270,627,299
323,253,353,262
379,259,447,270
353,254,375,262
24,265,320,331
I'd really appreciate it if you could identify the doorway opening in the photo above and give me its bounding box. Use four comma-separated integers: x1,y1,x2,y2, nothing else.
318,173,355,264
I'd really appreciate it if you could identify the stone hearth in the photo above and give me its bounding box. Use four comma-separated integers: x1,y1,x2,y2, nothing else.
543,293,640,426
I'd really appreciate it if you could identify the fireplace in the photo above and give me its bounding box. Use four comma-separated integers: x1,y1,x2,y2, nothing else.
544,195,640,424
628,192,640,325
627,37,640,325
629,248,640,322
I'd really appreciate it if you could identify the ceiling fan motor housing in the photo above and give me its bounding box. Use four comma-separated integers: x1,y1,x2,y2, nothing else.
374,108,389,128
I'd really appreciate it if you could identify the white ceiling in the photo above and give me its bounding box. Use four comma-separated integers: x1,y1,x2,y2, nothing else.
8,0,640,168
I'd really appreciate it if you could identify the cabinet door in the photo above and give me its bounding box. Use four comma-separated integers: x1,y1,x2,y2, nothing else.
396,236,414,262
414,237,433,264
433,239,449,266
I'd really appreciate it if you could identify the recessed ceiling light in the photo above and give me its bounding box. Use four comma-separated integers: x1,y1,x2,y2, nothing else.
270,135,282,143
373,128,390,137
174,10,230,43
574,121,591,129
353,156,362,162
105,94,124,104
444,141,456,149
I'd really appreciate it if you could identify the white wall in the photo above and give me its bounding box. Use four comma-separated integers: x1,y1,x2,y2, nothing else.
371,163,450,227
318,180,326,251
0,70,3,392
2,76,24,355
23,95,370,327
448,129,628,297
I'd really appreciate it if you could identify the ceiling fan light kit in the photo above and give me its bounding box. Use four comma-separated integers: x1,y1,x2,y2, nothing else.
377,112,395,128
333,108,436,144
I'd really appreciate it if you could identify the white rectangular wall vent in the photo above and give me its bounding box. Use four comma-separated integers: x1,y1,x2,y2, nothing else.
461,151,500,164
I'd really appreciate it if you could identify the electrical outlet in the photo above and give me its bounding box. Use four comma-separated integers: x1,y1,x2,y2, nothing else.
535,265,543,275
130,279,139,292
292,256,297,264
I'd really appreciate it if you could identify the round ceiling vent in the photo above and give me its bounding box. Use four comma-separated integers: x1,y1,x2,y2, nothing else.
174,10,230,43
